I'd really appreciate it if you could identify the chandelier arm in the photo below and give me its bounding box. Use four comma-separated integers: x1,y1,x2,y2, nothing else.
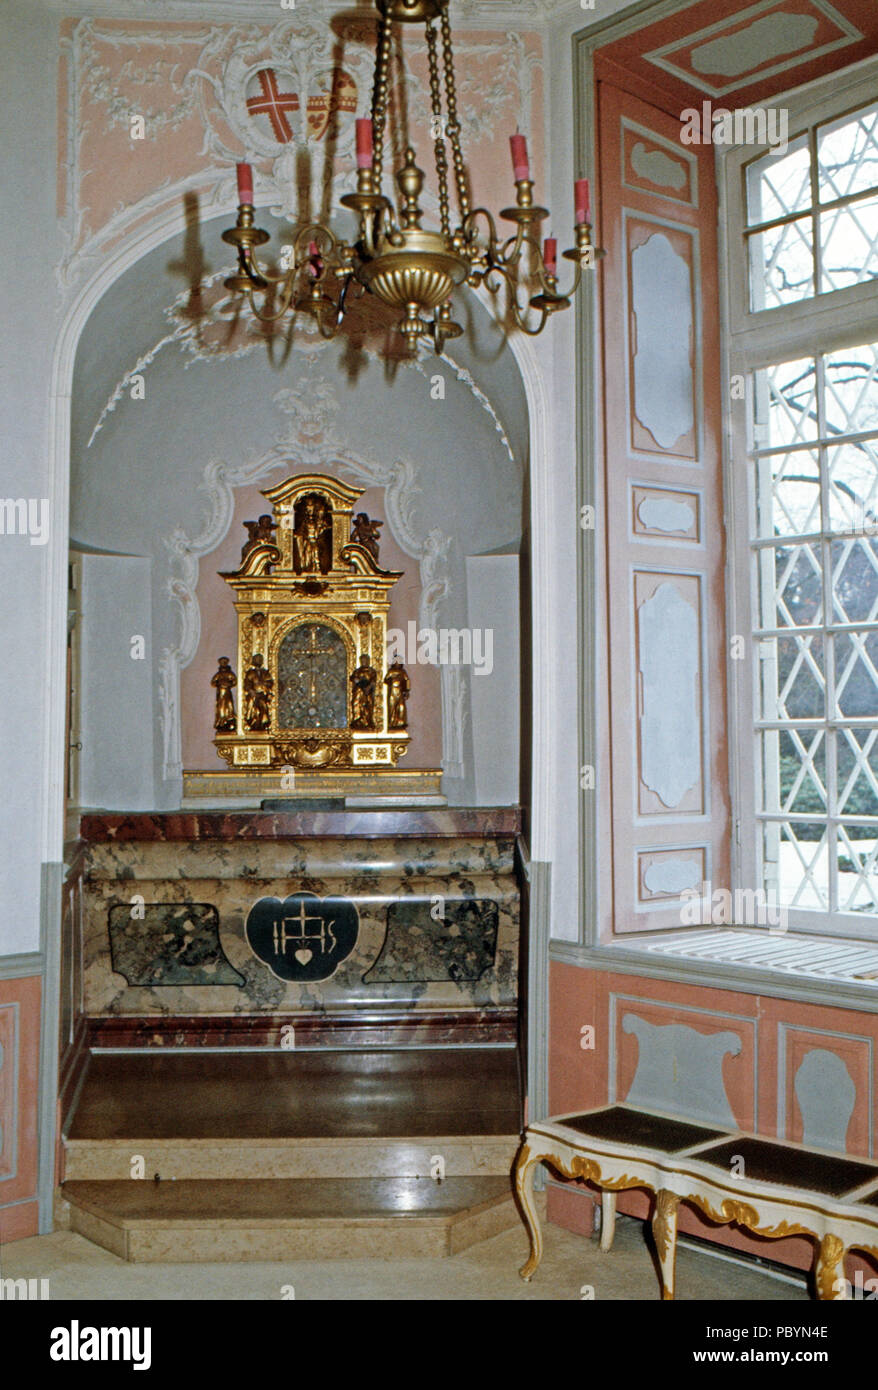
438,4,470,224
243,275,300,322
425,22,451,238
371,7,395,196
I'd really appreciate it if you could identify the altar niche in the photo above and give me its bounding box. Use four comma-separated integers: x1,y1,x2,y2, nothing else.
209,473,413,778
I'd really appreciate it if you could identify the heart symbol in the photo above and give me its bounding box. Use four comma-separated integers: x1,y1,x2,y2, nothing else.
295,949,313,965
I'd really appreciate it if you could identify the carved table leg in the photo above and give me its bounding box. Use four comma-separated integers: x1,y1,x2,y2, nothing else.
514,1142,544,1281
815,1234,848,1300
600,1190,616,1252
652,1189,681,1300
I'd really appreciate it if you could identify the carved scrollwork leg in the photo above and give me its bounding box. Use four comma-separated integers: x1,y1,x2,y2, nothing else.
815,1234,848,1300
513,1143,544,1282
600,1189,616,1252
652,1189,681,1301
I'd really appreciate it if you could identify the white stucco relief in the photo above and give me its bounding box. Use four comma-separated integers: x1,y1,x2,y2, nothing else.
59,17,541,291
638,581,701,809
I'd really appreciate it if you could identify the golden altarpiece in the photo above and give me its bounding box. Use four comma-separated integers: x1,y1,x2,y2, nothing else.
183,473,442,802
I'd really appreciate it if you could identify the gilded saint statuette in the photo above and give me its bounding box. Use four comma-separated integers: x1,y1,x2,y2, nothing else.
243,653,273,731
293,494,332,574
211,657,237,732
209,472,413,777
350,655,378,730
384,660,411,730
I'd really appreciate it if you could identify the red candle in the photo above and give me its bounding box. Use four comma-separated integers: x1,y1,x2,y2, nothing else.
510,133,530,182
236,162,253,204
356,118,374,169
543,237,557,276
575,177,590,224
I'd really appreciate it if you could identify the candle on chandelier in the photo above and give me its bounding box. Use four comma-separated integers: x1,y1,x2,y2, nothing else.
356,118,374,169
575,177,590,224
510,133,530,182
236,162,254,205
543,238,558,277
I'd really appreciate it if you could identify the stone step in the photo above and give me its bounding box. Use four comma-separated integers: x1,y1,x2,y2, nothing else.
62,1177,519,1262
63,1133,520,1181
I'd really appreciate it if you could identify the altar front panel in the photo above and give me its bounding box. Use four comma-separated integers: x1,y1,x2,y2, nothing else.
77,812,520,1031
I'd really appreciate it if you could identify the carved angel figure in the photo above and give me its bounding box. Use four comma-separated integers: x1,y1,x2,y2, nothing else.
351,512,383,563
241,514,277,562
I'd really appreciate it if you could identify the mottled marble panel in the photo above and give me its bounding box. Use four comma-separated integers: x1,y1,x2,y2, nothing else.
364,900,499,984
84,876,518,1016
79,809,522,842
108,904,245,987
85,836,516,881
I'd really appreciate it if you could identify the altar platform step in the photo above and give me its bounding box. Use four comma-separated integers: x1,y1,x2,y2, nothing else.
61,1047,522,1259
61,1176,519,1262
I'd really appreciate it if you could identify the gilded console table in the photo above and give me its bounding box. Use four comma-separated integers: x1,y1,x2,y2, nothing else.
513,1105,878,1299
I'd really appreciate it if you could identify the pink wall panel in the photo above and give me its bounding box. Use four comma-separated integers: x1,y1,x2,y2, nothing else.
0,975,41,1242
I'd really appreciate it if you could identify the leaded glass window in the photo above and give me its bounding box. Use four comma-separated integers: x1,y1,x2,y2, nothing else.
750,346,878,917
746,102,878,310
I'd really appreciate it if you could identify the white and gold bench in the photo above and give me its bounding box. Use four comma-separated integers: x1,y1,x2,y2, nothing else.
513,1105,878,1299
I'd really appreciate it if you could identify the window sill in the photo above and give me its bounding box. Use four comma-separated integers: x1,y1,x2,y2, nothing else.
550,928,878,1013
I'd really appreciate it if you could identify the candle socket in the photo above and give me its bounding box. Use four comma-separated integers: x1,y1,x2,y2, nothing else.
563,220,605,264
222,203,270,253
501,179,549,226
340,165,389,220
516,177,534,209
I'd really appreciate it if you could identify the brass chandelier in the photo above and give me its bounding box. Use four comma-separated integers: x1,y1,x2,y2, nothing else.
221,0,603,354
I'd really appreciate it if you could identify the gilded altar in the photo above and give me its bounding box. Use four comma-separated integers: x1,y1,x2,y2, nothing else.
198,473,434,793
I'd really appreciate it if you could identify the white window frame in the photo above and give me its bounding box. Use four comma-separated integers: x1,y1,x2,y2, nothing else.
722,58,878,941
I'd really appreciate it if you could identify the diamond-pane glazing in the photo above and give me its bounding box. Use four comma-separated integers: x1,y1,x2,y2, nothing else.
747,136,812,224
820,195,878,292
749,216,813,309
818,104,878,204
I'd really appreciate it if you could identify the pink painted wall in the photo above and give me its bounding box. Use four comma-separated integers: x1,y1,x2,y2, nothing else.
548,962,878,1281
0,975,41,1242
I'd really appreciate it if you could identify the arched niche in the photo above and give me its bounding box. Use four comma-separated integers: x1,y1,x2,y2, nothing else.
66,210,530,809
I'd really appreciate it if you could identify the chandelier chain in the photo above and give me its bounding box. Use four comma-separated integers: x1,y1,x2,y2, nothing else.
425,23,451,238
371,9,395,196
439,5,470,224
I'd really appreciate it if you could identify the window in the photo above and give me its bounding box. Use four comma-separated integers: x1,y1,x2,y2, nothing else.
746,103,878,309
725,70,878,938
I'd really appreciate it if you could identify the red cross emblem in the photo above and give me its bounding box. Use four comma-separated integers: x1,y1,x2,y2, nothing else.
246,68,300,144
